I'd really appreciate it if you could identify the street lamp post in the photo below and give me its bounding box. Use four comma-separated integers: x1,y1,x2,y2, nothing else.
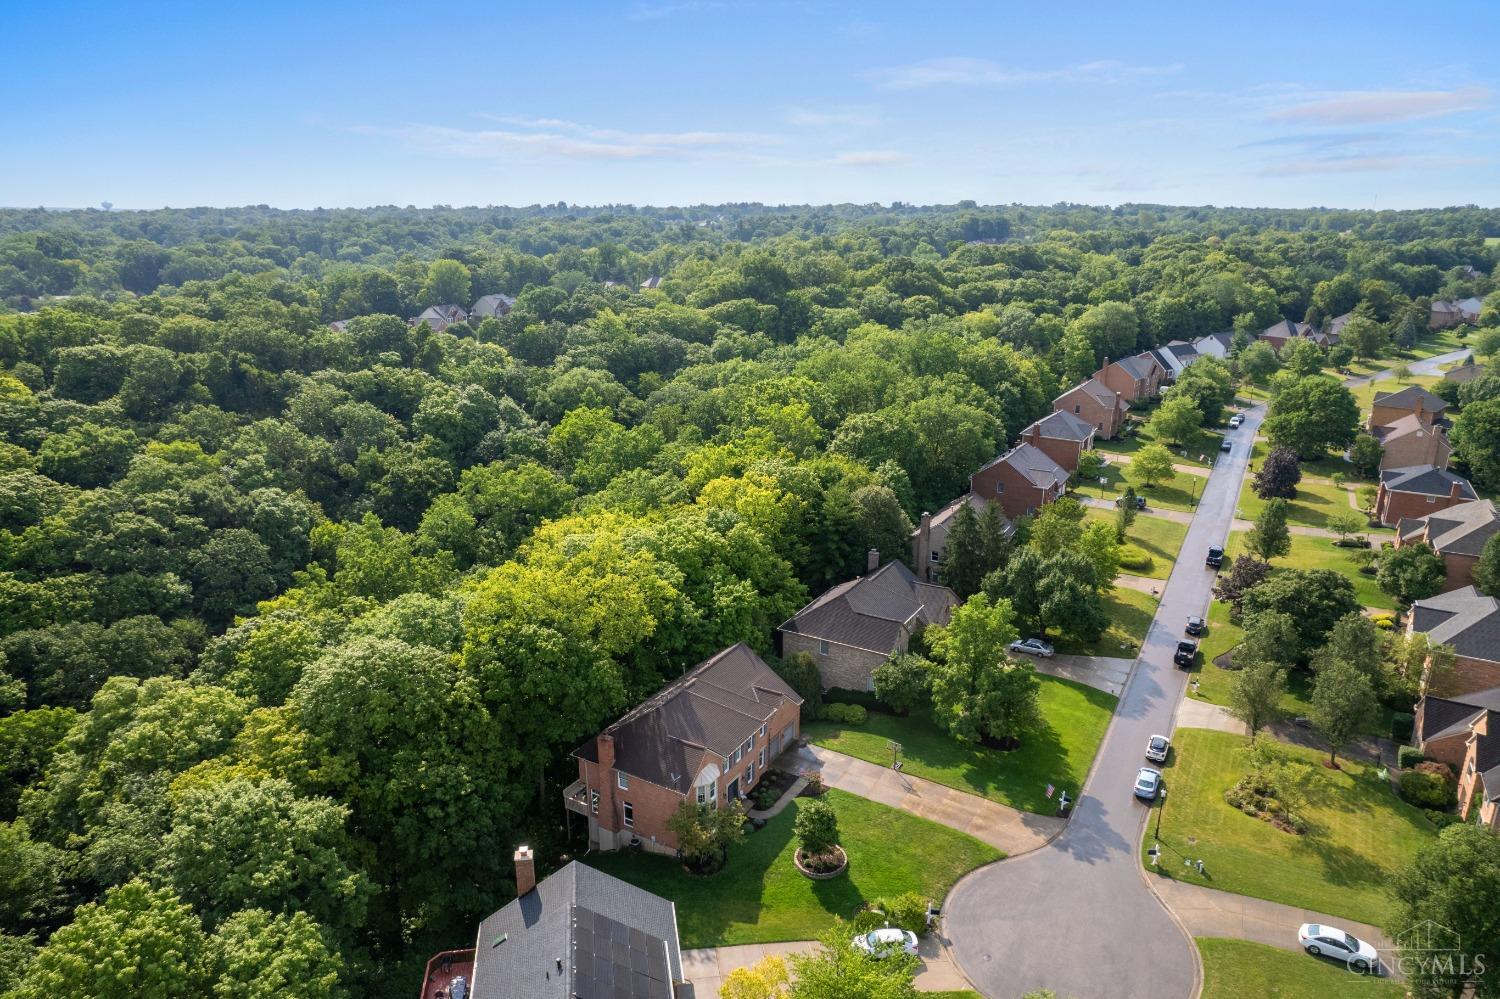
1190,476,1201,507
1154,785,1167,841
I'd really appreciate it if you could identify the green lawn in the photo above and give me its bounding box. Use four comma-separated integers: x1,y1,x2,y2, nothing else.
1083,460,1207,513
1246,439,1370,485
1235,475,1361,531
1352,372,1443,411
1197,939,1405,999
1083,507,1187,580
1224,531,1395,611
1144,729,1436,926
805,675,1117,814
584,789,1000,947
1054,585,1158,658
1094,413,1224,471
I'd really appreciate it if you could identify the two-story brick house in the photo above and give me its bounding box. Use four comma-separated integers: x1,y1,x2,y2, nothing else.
1374,465,1477,526
910,494,1012,584
1094,354,1165,403
1413,689,1500,828
1409,586,1500,699
1258,319,1316,351
1430,300,1464,330
778,559,956,691
1397,500,1500,592
565,643,802,855
970,442,1069,521
1019,410,1096,473
1369,385,1448,434
1054,379,1129,440
1445,354,1486,385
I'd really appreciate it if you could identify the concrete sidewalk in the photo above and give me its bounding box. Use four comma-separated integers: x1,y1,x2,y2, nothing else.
681,932,970,997
1151,879,1398,976
1041,653,1135,696
786,745,1066,856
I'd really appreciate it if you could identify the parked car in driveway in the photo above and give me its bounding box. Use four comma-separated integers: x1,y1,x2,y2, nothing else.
1008,637,1054,658
1133,767,1163,801
1185,616,1205,636
1174,640,1198,668
853,927,919,959
1145,735,1170,763
1297,923,1379,972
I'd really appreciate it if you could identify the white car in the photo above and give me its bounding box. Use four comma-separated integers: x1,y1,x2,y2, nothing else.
853,927,919,959
1008,637,1055,658
1145,735,1170,764
1134,767,1163,801
1298,923,1379,972
1229,414,1244,428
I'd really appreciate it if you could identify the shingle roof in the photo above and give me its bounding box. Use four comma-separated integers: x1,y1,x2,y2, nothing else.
1371,412,1441,444
1410,586,1500,664
1404,500,1500,558
1059,378,1122,409
1199,331,1234,351
471,293,516,318
1432,300,1462,315
1025,409,1095,443
574,644,801,791
1113,354,1160,381
1457,297,1484,315
975,441,1070,490
780,561,956,654
1373,385,1448,415
471,861,681,999
1261,319,1313,339
1380,465,1476,499
1327,312,1354,336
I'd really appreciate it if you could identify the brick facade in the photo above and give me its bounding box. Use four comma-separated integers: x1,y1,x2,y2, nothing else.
1377,426,1450,471
1094,355,1164,403
1054,383,1127,440
1376,481,1472,526
782,631,892,692
970,458,1064,521
1021,424,1087,473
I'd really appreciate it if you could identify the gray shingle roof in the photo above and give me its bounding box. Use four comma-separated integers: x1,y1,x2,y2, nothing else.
1404,500,1500,558
1380,465,1476,500
976,442,1069,490
1373,385,1448,415
574,644,801,792
1370,412,1441,444
471,293,516,319
1410,586,1500,664
1418,695,1490,744
1113,354,1160,380
1059,378,1122,409
471,861,681,999
1026,409,1095,443
780,561,956,654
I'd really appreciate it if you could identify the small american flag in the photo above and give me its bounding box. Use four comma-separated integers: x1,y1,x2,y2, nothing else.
1045,784,1055,799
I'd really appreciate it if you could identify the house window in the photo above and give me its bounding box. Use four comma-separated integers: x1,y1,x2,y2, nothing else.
759,724,767,738
742,737,754,756
929,550,940,563
818,639,829,656
617,772,629,790
759,748,766,768
745,762,756,785
622,803,634,828
734,747,742,764
696,783,716,807
590,790,600,815
1427,496,1437,504
995,482,1005,494
1074,405,1082,414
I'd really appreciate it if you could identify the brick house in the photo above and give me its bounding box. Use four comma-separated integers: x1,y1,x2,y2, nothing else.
1019,409,1096,473
1370,414,1451,471
1413,690,1500,829
1258,319,1316,351
470,293,516,320
1397,500,1500,592
565,643,802,855
1054,379,1129,440
1368,385,1448,434
1094,353,1165,403
1410,586,1500,697
911,494,1012,584
1326,311,1354,341
970,442,1069,521
1430,300,1464,330
1445,354,1486,385
1374,465,1477,526
779,559,957,692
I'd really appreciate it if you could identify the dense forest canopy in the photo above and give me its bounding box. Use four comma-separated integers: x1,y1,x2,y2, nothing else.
0,202,1496,995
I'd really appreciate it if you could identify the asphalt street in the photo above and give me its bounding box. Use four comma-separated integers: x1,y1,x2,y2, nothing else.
945,402,1265,999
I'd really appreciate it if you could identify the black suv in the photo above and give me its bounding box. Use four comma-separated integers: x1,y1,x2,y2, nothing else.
1174,640,1198,668
1205,546,1223,568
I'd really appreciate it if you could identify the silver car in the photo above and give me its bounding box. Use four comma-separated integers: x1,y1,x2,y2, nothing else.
1008,637,1055,658
1134,767,1163,801
1298,923,1379,972
853,927,919,959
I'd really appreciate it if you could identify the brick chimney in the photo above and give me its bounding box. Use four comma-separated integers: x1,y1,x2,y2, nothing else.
1451,480,1464,501
596,733,618,832
867,549,880,573
915,512,932,577
514,845,536,897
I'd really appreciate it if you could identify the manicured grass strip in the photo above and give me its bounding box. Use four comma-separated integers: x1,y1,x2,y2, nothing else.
805,675,1117,814
1083,507,1187,580
1144,729,1435,926
1223,531,1395,611
1080,460,1204,513
1245,439,1374,485
1352,372,1443,411
584,789,1000,947
1235,476,1360,531
1197,938,1405,999
1055,586,1158,657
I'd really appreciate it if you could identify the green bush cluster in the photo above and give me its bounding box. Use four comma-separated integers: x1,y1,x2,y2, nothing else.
1399,763,1457,810
818,703,867,724
1117,544,1153,573
1396,745,1426,769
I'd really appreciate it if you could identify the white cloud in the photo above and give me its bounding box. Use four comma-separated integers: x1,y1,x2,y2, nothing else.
362,116,781,162
868,56,1181,91
1268,86,1490,124
831,150,905,166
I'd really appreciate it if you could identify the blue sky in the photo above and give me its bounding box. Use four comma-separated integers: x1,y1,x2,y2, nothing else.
3,0,1498,209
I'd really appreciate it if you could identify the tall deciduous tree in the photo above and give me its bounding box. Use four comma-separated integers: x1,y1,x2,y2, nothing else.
1264,375,1359,458
1131,443,1176,489
1451,399,1500,491
1241,569,1360,664
206,909,346,999
1377,542,1446,604
927,594,1040,746
1389,825,1500,999
1309,659,1377,768
1245,497,1291,562
1148,394,1202,446
1474,532,1500,597
1252,447,1302,499
419,258,471,307
788,925,918,999
1228,658,1286,743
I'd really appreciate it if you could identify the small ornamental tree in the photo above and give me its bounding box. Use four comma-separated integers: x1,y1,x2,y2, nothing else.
1114,487,1138,542
1327,509,1365,544
668,799,747,870
872,654,932,716
1076,450,1106,482
1344,431,1379,476
1377,542,1446,604
1252,447,1302,499
794,798,840,857
1309,659,1378,769
1131,443,1176,488
1245,497,1292,562
1213,555,1272,619
1228,658,1286,743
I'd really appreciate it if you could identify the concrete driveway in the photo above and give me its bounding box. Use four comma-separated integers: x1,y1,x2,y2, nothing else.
944,402,1267,999
681,932,971,996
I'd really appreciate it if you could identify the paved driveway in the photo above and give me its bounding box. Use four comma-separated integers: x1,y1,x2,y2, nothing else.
944,403,1265,999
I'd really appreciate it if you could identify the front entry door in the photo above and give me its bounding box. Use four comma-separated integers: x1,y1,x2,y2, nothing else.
727,778,740,802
